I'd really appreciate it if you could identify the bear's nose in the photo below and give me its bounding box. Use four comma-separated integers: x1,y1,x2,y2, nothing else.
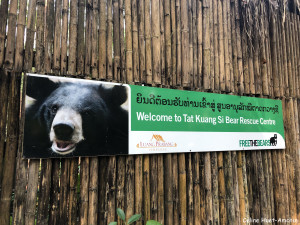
53,123,75,141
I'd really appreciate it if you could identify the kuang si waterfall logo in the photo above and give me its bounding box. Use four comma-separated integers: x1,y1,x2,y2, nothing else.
239,134,278,148
136,134,177,149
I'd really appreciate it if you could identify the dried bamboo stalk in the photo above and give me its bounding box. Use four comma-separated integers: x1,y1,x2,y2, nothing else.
91,0,99,78
134,155,143,225
132,0,139,83
247,35,255,95
24,0,37,72
77,0,85,75
36,160,52,225
158,155,164,224
88,157,99,224
165,0,172,86
125,156,134,221
250,151,261,221
181,0,189,87
231,152,240,225
175,0,181,86
14,0,27,72
113,0,121,81
295,99,300,218
202,0,210,90
192,0,197,88
0,73,21,225
125,0,133,82
296,17,300,97
49,159,60,224
160,0,165,85
107,157,117,223
117,156,125,225
267,151,275,221
0,0,9,67
285,18,294,98
61,0,69,75
187,154,193,225
24,160,40,225
227,0,234,93
275,18,284,98
59,159,70,224
291,14,299,98
241,14,249,94
107,0,113,80
138,0,145,83
261,151,271,220
223,0,231,92
53,0,62,73
196,0,202,89
99,157,108,225
209,0,214,90
288,14,297,98
164,154,173,225
150,155,158,221
68,0,78,75
218,152,227,225
218,0,225,92
171,0,177,86
213,0,219,91
80,158,89,225
280,20,289,97
199,154,205,224
253,26,261,96
178,153,187,225
211,152,219,225
44,0,54,73
35,0,45,73
99,0,107,79
204,153,213,224
68,159,79,225
119,0,126,82
224,152,235,224
4,0,18,70
85,0,92,76
172,154,179,225
230,0,238,94
143,155,151,222
237,152,246,225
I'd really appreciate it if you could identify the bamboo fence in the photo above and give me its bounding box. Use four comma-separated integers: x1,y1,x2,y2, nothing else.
0,0,299,225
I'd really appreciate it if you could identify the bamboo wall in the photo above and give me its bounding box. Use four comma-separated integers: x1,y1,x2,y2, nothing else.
0,0,299,224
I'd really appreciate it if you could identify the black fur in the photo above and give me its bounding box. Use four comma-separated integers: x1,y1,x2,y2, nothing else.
23,75,128,158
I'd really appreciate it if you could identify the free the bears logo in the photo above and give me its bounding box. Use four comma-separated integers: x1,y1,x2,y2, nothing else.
136,134,177,149
239,134,278,148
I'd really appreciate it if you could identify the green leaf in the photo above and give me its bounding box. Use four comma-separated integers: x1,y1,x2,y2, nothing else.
127,214,142,224
146,220,162,225
108,222,118,225
117,208,126,222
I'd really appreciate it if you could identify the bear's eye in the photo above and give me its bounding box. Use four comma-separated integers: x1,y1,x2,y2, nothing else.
51,105,58,114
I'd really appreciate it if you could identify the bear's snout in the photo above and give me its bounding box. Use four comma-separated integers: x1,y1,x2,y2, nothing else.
53,123,75,141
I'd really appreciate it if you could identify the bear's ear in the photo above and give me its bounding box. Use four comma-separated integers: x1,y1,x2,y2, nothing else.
99,85,127,106
26,75,59,100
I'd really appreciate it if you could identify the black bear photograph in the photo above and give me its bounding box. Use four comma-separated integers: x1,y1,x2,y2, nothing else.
23,74,129,158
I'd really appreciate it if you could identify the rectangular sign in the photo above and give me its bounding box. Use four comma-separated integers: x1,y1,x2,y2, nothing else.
23,74,285,158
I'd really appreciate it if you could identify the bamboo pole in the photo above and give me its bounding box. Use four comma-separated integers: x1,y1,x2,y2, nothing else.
173,154,180,225
77,0,85,75
134,155,143,225
125,156,134,221
253,25,261,96
0,0,9,67
175,0,181,86
275,17,284,98
158,155,164,224
187,154,193,225
14,0,27,72
99,0,107,79
68,159,79,225
68,0,78,75
145,0,152,84
151,0,161,85
199,154,205,224
107,0,113,80
288,14,297,98
204,153,213,224
91,0,99,78
211,152,219,225
241,7,250,95
150,155,158,221
99,157,108,225
213,0,219,91
59,159,70,224
61,0,69,75
227,0,234,93
160,0,165,85
119,0,126,82
224,152,235,224
85,0,92,76
88,157,99,225
138,0,145,83
143,155,151,222
117,156,125,225
0,73,21,225
279,19,289,97
181,0,189,87
4,0,18,70
178,153,186,225
107,157,117,223
35,0,45,73
292,14,299,98
285,17,294,98
295,99,300,218
53,0,62,73
165,0,172,86
223,0,231,92
267,151,275,221
196,0,202,89
24,160,40,225
164,154,173,225
125,0,133,83
80,158,90,223
49,159,60,224
36,160,52,225
209,0,214,91
24,0,37,72
237,152,247,225
113,0,121,81
192,0,198,88
132,0,139,83
218,152,227,225
202,0,210,90
261,151,272,220
230,0,237,94
218,0,225,92
296,17,300,97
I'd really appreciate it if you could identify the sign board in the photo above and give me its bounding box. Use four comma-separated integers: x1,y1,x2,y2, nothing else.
23,74,285,158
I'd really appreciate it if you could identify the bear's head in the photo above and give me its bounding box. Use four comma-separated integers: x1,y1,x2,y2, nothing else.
24,75,128,158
